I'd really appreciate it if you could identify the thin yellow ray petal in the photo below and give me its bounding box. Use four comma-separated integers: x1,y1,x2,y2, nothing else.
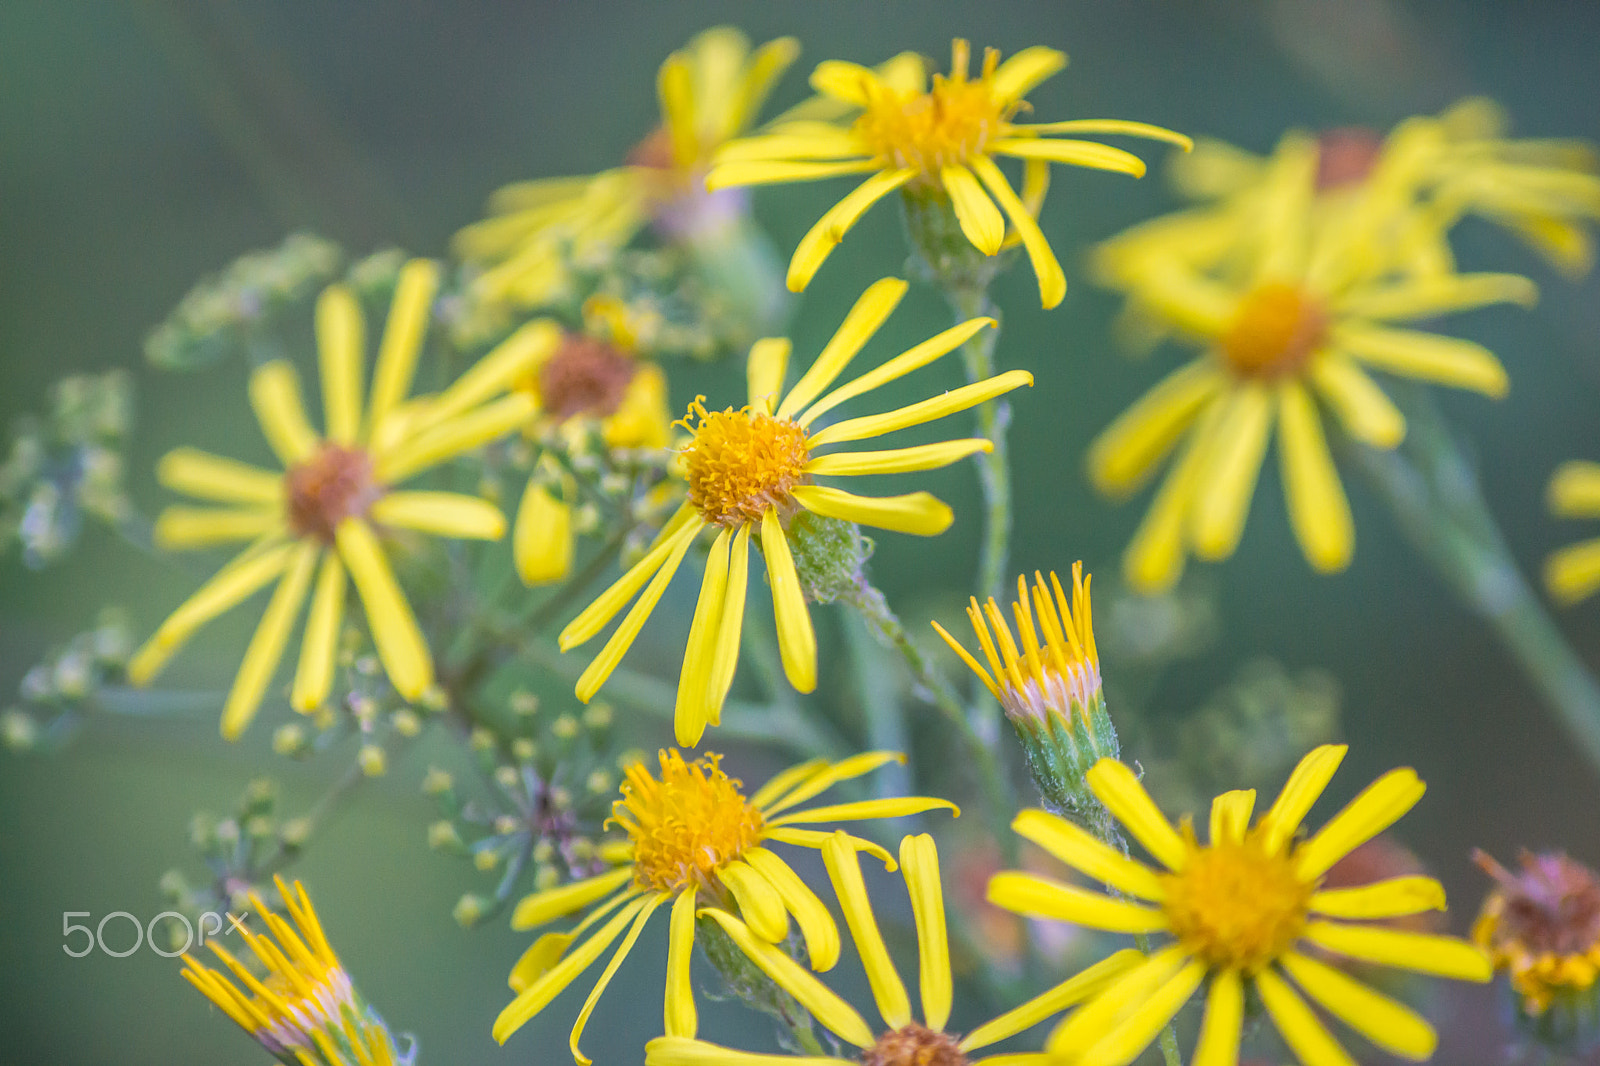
1087,358,1222,495
1191,968,1244,1066
743,848,841,972
801,317,995,427
942,165,1006,255
899,835,952,1030
1256,966,1359,1066
822,832,911,1029
1333,323,1509,399
698,908,875,1047
760,752,905,815
1190,381,1273,561
316,284,365,444
664,887,698,1038
366,258,439,435
157,447,282,504
370,491,505,540
787,170,917,292
1294,767,1424,880
747,338,791,415
514,482,573,586
335,519,432,699
961,949,1144,1052
658,53,697,167
808,370,1033,447
706,522,752,725
1121,410,1212,594
492,894,651,1044
715,128,867,164
1309,355,1406,449
722,859,790,944
931,619,1000,700
1547,538,1600,605
806,439,991,477
1011,808,1165,900
1015,120,1193,149
1278,380,1353,573
994,138,1147,177
1549,461,1600,517
511,866,636,930
1046,946,1191,1054
990,46,1067,101
1281,951,1437,1059
1334,272,1537,322
749,760,830,812
569,894,666,1066
777,277,908,419
1078,959,1205,1066
676,527,731,747
761,511,816,693
1208,789,1256,846
575,522,699,702
219,541,317,739
808,60,880,106
292,551,345,711
792,485,952,536
1085,758,1188,870
765,827,897,871
725,35,802,135
971,155,1065,308
647,1036,850,1066
1301,921,1491,980
706,158,879,190
249,361,320,466
1258,744,1347,854
374,393,536,484
986,872,1167,932
414,318,561,432
1310,876,1446,919
154,507,281,550
770,796,959,827
560,509,700,649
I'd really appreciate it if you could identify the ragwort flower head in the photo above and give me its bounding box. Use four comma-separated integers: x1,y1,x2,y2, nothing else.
559,277,1031,747
493,749,958,1062
128,260,539,738
1088,131,1537,591
181,876,409,1066
647,831,1143,1066
707,39,1190,308
989,744,1490,1066
454,28,798,311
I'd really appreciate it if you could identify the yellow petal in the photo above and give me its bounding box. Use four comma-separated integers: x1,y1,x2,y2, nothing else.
706,158,879,190
725,35,802,136
960,949,1144,1052
569,895,665,1066
759,752,904,815
707,523,752,725
801,317,996,428
792,486,952,536
1334,272,1537,321
514,482,574,586
942,165,1006,255
985,872,1167,932
769,796,959,827
994,137,1147,177
1294,767,1424,880
1258,744,1347,854
249,361,320,466
1547,538,1600,605
561,511,700,649
335,518,433,699
646,1036,850,1066
808,371,1033,447
1300,922,1491,980
316,284,365,444
1121,410,1212,593
1017,119,1193,149
1310,876,1446,919
157,447,282,504
509,932,575,993
366,258,440,434
747,338,791,415
1087,358,1221,495
787,169,917,292
715,128,867,164
574,521,699,702
375,393,536,484
1190,968,1244,1066
420,318,561,430
370,491,505,540
990,46,1067,101
765,827,896,870
721,860,789,944
900,834,952,1031
220,542,318,740
1189,382,1273,561
676,527,731,747
1085,757,1188,870
1278,380,1354,573
1010,808,1166,900
777,277,908,419
761,511,815,693
808,60,880,107
1077,959,1205,1066
658,52,697,167
822,831,911,1029
1280,951,1438,1060
1255,966,1359,1066
970,154,1065,308
511,866,636,930
664,888,698,1038
1549,460,1600,517
291,551,345,712
807,439,991,478
743,848,841,972
1308,355,1406,449
1333,323,1509,399
154,507,281,550
1045,945,1190,1054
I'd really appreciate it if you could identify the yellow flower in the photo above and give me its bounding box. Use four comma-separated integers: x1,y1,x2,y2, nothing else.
128,260,540,737
181,876,405,1066
646,831,1144,1066
560,276,1030,747
988,745,1491,1066
1473,849,1600,1019
1087,133,1537,591
1544,460,1600,604
706,39,1190,308
511,313,674,586
493,749,958,1060
454,27,799,312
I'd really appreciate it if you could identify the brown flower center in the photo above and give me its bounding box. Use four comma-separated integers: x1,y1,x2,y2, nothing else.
1219,283,1329,379
284,444,383,543
862,1023,968,1066
628,126,677,171
538,336,638,422
1476,850,1600,957
1315,127,1384,191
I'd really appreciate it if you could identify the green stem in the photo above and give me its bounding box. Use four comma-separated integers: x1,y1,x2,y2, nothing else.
949,286,1011,605
1347,385,1600,774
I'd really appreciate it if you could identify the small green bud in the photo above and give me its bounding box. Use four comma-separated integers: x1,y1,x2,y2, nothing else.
391,708,422,737
428,820,462,851
357,745,386,777
453,893,487,928
422,767,454,795
551,714,580,740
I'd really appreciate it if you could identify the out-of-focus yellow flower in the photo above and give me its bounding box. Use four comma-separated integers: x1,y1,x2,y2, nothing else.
454,28,798,312
989,745,1491,1066
181,876,406,1066
129,260,539,737
646,831,1142,1066
1474,849,1600,1020
1544,460,1600,605
707,39,1189,308
1088,133,1537,590
493,749,957,1061
559,277,1029,747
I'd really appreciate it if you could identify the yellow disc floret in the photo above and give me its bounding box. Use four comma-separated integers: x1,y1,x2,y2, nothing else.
611,750,766,894
1219,282,1329,379
854,40,1011,180
680,399,811,526
1162,828,1314,972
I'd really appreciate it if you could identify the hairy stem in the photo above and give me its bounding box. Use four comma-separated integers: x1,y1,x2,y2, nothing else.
948,285,1012,605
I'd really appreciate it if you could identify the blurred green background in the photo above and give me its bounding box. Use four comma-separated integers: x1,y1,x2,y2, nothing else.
5,2,1600,1063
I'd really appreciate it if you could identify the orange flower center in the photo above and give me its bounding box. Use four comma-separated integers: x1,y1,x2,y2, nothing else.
537,335,638,422
862,1023,969,1066
284,444,383,543
854,47,1010,180
681,400,811,527
611,751,766,895
1219,283,1329,379
1161,833,1313,972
